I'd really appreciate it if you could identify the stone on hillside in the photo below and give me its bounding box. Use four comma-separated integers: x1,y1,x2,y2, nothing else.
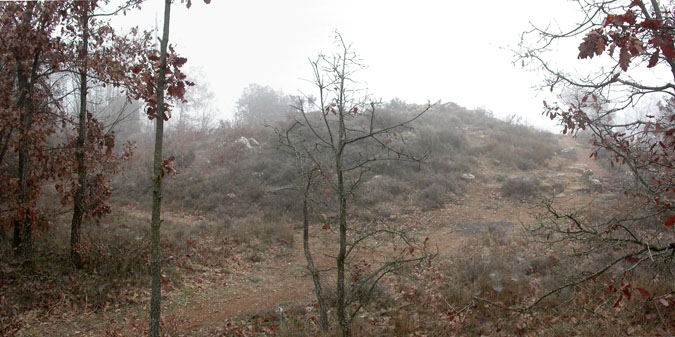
461,173,475,181
248,138,260,147
235,136,252,149
559,147,577,159
582,169,594,179
568,165,587,174
589,178,602,192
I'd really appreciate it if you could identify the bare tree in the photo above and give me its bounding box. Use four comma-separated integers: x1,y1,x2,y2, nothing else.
279,33,434,337
514,0,675,310
235,83,291,126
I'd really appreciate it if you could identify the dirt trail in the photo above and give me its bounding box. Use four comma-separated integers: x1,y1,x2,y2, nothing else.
169,241,319,332
136,135,610,333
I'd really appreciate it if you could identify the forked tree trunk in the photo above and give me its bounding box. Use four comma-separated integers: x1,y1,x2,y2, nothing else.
71,7,89,270
302,174,328,330
149,0,171,336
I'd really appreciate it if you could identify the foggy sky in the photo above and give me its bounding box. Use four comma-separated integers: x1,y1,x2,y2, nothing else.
113,0,581,130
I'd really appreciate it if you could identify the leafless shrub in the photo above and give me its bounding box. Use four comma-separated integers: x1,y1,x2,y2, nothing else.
500,176,540,198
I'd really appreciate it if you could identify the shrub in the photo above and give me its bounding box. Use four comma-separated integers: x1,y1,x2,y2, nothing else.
359,175,409,206
501,176,540,198
412,172,462,209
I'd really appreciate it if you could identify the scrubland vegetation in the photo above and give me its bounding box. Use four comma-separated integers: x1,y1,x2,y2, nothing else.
3,1,675,336
3,92,673,336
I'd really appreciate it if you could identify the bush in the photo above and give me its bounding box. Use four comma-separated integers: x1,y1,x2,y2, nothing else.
501,176,540,198
360,175,409,206
412,172,462,209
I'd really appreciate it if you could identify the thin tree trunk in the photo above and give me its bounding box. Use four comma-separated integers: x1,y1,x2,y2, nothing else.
149,0,171,336
336,159,350,337
15,71,35,265
302,174,328,330
335,49,352,337
12,218,21,256
71,7,89,270
336,101,350,336
0,125,13,167
12,2,36,262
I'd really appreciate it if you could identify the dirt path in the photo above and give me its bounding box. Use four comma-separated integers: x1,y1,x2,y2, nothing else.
116,135,611,334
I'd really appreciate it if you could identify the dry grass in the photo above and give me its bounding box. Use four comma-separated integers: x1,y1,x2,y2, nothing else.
5,103,637,336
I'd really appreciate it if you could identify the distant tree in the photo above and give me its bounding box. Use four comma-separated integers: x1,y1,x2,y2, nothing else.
234,83,290,126
280,34,434,337
174,69,217,135
518,0,675,308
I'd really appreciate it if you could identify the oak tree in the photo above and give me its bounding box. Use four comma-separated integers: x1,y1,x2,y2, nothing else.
519,0,675,309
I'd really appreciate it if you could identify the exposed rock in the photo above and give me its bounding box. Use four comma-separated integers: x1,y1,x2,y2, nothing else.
569,165,588,174
461,173,475,181
235,136,252,149
559,147,578,159
589,178,602,192
234,137,261,150
248,138,260,147
582,169,594,179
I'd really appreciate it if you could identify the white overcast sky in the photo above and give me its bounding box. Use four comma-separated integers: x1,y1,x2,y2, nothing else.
112,0,581,130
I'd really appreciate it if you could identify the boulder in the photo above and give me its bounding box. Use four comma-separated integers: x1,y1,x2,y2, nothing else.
248,138,260,147
559,147,578,159
461,173,475,181
588,178,602,192
235,136,252,149
582,169,594,179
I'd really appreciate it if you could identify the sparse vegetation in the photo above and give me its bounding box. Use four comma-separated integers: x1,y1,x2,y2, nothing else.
3,1,675,336
501,176,541,198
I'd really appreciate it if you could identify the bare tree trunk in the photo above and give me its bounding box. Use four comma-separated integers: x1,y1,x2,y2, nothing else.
336,90,350,337
285,34,430,337
302,174,328,330
71,7,89,270
16,74,35,265
149,0,171,336
336,181,350,337
12,218,21,257
0,125,12,167
12,2,36,263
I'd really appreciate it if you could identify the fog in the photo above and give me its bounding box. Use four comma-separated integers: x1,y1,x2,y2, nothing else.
111,0,582,130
